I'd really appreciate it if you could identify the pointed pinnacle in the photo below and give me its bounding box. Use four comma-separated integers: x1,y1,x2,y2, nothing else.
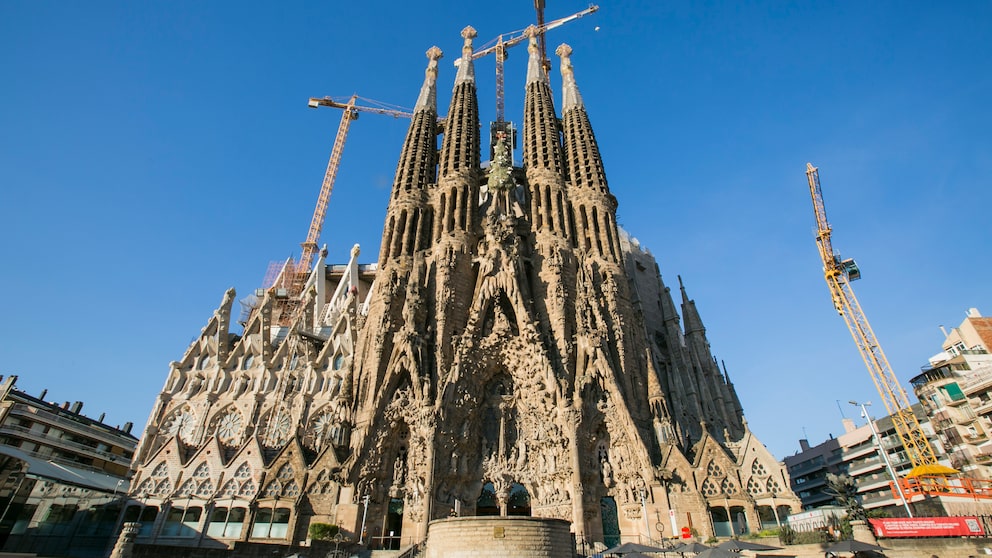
525,25,547,85
415,46,443,112
556,43,583,111
455,26,477,86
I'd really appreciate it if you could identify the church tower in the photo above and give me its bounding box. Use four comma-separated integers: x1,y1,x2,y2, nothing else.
125,26,799,554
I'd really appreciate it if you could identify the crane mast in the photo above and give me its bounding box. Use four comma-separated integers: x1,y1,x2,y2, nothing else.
806,163,941,475
534,0,550,74
298,95,358,274
300,96,413,274
264,96,412,326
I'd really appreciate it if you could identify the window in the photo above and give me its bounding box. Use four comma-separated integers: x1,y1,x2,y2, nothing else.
161,506,202,538
207,506,246,538
252,506,291,539
943,383,966,402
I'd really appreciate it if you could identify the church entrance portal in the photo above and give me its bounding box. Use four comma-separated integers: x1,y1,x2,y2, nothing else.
384,497,403,549
601,496,620,547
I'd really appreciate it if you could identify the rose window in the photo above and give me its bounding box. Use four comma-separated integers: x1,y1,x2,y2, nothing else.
165,409,197,443
216,411,244,445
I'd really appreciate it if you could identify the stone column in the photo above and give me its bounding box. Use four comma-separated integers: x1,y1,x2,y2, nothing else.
108,521,140,558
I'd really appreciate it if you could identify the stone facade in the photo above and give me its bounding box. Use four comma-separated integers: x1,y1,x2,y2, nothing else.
125,27,799,552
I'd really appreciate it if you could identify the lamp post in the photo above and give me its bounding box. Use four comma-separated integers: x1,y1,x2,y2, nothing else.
358,494,370,544
849,400,914,517
639,487,650,542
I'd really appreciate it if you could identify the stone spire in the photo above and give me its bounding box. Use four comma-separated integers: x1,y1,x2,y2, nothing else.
524,28,565,195
440,26,480,180
454,26,477,87
431,25,482,387
677,276,743,439
678,275,705,335
379,47,443,265
556,43,583,112
521,25,574,379
557,43,618,262
525,25,549,86
414,46,443,113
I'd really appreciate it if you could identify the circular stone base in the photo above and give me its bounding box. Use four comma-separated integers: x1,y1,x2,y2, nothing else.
425,516,573,558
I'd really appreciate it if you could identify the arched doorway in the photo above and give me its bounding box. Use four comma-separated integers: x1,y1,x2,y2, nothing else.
477,482,499,516
600,497,620,548
507,483,530,516
384,498,403,549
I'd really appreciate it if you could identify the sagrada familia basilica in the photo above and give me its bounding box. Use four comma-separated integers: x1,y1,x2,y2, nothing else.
122,24,799,555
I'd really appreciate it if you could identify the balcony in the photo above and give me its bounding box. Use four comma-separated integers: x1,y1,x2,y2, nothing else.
973,399,992,416
847,457,885,477
962,376,992,395
0,423,131,466
787,460,829,477
8,405,135,450
965,431,989,444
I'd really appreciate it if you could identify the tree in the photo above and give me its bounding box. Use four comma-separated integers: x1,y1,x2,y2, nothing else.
308,522,339,541
825,473,866,522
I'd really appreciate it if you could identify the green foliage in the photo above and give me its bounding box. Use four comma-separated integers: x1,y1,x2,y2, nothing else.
825,473,866,522
792,529,830,545
705,536,719,544
308,522,339,541
778,524,796,545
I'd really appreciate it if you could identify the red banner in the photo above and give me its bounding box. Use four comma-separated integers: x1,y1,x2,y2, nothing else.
869,517,985,537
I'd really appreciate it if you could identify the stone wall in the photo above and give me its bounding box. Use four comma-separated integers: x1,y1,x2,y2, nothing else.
425,517,573,558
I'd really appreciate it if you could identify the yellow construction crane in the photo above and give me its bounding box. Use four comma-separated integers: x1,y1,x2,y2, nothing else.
266,95,411,325
806,162,950,475
804,163,990,504
533,0,551,75
300,95,413,274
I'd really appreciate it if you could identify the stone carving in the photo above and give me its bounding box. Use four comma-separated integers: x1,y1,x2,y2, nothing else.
126,35,801,552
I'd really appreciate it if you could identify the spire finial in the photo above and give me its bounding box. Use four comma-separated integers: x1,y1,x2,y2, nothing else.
455,26,477,86
525,25,547,85
415,46,443,112
556,43,583,111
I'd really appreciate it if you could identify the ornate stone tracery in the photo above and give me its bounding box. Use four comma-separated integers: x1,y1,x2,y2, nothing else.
127,30,801,551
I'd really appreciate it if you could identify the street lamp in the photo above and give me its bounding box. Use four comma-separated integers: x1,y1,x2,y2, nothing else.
639,487,650,542
849,400,914,517
358,494,369,544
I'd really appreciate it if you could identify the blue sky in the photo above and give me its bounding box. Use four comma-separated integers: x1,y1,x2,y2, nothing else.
2,1,990,461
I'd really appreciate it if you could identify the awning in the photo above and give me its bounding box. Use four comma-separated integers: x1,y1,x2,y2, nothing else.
906,463,960,478
0,445,129,493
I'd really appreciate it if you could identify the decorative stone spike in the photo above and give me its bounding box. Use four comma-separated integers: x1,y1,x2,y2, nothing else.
455,26,477,86
415,46,443,113
556,43,583,111
525,25,547,85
